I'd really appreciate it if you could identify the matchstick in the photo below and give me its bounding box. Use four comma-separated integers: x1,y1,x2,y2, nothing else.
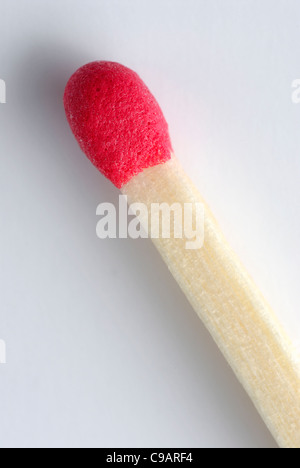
122,155,300,448
64,61,300,448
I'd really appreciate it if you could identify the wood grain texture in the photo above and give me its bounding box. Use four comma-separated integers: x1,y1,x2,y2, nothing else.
122,156,300,448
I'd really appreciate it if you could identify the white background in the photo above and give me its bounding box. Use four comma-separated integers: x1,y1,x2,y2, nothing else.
0,0,299,448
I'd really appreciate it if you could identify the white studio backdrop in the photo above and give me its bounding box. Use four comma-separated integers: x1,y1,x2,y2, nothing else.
1,0,300,448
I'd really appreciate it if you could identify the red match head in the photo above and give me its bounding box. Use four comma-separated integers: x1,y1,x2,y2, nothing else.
64,61,172,188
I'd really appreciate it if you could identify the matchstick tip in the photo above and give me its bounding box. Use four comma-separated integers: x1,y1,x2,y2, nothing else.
64,61,172,188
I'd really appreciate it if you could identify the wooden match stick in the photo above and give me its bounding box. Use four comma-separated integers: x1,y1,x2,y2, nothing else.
64,61,300,448
122,155,300,448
